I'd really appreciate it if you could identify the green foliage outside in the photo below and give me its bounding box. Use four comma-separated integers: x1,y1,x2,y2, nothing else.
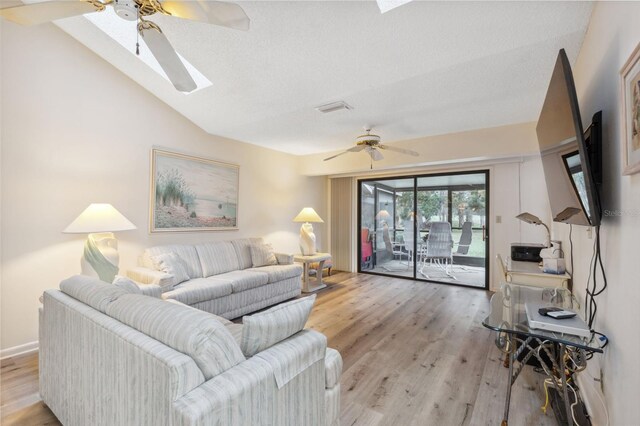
155,169,196,210
395,189,486,228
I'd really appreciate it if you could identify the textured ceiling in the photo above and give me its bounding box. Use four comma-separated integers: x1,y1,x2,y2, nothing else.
54,1,594,155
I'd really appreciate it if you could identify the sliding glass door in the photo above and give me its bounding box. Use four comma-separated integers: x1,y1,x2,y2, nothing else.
358,171,489,289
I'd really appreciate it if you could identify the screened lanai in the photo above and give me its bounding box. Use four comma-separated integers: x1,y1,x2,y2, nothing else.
359,171,488,289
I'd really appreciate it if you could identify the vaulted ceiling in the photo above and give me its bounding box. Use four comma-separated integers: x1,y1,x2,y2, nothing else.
54,1,593,155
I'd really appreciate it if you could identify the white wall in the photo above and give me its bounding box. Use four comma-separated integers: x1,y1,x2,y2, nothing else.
552,3,640,424
0,22,326,352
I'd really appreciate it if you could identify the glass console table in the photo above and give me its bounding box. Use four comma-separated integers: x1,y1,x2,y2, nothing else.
482,284,604,426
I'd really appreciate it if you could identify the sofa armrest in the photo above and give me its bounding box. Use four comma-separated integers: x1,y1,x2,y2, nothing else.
275,252,294,265
172,330,327,426
127,267,173,289
137,283,163,298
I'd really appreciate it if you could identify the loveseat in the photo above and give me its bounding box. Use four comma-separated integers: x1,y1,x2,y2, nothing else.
127,238,303,319
40,275,342,426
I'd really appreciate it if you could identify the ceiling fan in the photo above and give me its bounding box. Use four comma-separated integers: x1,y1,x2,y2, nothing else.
0,0,250,92
324,127,419,168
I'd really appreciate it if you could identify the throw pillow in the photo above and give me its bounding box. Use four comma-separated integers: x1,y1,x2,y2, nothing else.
240,294,316,357
112,275,142,294
250,243,278,267
150,252,190,291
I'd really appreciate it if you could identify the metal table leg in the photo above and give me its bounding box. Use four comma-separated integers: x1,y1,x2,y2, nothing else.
559,344,573,425
502,336,516,426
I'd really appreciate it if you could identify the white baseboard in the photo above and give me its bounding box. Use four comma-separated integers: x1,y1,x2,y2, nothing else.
0,341,39,360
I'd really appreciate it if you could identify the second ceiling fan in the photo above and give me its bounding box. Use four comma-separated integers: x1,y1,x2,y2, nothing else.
324,127,419,168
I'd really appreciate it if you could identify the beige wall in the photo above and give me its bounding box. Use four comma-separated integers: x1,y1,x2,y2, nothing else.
552,2,640,424
0,22,326,352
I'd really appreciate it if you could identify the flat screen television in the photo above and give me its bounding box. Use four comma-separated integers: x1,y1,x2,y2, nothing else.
536,49,602,226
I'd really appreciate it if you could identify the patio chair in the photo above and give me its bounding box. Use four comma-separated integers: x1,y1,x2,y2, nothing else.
420,221,455,279
361,228,374,270
455,221,473,255
496,253,509,283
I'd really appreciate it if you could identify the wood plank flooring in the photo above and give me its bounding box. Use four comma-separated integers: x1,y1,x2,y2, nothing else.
1,272,555,425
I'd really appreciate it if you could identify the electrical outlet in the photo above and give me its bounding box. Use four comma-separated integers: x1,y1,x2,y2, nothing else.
496,215,502,224
587,227,593,239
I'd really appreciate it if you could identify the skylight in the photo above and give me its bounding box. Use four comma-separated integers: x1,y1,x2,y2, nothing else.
84,7,212,93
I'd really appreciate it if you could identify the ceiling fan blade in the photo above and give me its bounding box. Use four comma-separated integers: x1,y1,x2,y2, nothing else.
367,147,384,161
323,151,351,161
139,21,197,92
376,0,414,14
0,0,103,26
348,145,367,152
379,144,419,156
161,1,250,31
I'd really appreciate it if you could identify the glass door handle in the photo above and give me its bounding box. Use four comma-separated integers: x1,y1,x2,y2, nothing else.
482,225,488,241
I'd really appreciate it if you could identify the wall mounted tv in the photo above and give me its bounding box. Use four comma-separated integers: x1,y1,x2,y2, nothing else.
536,49,602,227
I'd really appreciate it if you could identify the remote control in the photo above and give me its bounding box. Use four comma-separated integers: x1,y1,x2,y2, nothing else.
546,310,577,320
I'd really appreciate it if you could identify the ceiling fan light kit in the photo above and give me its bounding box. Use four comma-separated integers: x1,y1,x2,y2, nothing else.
0,0,250,93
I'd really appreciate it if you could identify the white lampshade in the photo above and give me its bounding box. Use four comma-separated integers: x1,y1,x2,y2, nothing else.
64,203,136,234
293,207,324,223
376,210,391,219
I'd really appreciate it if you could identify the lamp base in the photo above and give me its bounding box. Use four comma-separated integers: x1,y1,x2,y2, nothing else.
81,232,120,283
299,223,317,256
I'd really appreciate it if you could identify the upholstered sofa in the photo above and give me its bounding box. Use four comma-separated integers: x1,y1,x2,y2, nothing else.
40,275,342,426
127,238,303,319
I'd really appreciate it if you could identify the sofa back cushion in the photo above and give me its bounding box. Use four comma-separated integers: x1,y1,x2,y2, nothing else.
60,275,128,313
250,243,278,267
105,294,245,380
240,295,316,357
142,245,203,279
231,238,263,270
195,241,240,277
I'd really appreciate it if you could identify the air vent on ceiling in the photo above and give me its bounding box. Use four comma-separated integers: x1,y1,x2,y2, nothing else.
315,101,353,113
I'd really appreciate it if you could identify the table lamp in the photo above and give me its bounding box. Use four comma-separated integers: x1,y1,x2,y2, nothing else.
293,207,324,256
376,209,391,224
515,212,550,247
64,203,136,283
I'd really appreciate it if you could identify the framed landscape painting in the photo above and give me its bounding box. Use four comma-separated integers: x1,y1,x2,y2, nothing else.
621,42,640,175
150,148,239,232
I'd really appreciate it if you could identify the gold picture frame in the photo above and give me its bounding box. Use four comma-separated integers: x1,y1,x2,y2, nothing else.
150,148,239,232
621,42,640,175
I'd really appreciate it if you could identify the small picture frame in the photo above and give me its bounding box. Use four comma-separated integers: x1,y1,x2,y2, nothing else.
621,42,640,175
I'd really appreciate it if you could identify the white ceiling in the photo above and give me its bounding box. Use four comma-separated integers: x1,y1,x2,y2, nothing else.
54,1,594,155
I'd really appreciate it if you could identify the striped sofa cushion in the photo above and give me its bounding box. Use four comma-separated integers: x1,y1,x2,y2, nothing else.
196,241,240,277
105,294,245,380
162,277,233,305
248,264,303,283
60,275,128,313
250,243,278,267
214,270,269,293
231,238,263,270
149,252,190,290
112,276,143,294
143,245,203,279
240,294,316,357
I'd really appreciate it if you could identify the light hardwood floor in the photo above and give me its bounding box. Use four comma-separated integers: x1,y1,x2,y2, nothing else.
1,272,555,426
